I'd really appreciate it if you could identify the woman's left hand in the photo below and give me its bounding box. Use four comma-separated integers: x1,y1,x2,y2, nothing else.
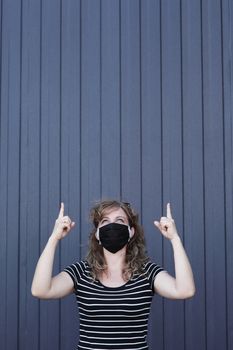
154,203,179,241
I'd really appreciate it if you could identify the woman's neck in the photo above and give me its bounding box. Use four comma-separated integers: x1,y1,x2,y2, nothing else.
103,247,126,275
99,249,128,287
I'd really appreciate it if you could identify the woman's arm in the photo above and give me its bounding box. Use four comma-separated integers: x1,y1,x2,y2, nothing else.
153,203,195,299
31,203,75,299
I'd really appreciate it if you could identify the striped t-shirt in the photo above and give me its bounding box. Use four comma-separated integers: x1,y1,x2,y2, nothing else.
64,260,164,350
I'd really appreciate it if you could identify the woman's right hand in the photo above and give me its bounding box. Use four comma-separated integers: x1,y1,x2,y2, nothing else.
31,202,75,299
51,202,75,241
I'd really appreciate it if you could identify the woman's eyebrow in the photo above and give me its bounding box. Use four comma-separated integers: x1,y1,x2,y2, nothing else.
101,216,110,220
115,216,127,220
101,215,127,220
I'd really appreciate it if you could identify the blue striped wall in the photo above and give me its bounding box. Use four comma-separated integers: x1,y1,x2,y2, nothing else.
0,1,232,349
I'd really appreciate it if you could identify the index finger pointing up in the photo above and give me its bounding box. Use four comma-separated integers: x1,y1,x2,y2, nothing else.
58,202,64,218
166,203,173,219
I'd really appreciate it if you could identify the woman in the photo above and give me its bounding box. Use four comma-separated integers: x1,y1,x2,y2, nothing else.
31,200,195,350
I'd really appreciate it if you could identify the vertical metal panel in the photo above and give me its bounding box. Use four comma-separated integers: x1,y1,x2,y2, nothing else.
101,0,121,199
0,1,7,348
140,0,164,348
161,1,185,349
222,1,233,349
40,0,61,348
202,1,227,349
0,1,21,349
0,0,232,349
19,1,41,349
0,0,8,345
181,1,206,349
60,1,81,349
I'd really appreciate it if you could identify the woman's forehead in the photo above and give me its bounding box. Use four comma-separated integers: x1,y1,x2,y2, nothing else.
101,207,127,218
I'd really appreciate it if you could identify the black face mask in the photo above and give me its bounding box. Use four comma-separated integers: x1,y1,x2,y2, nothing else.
98,222,131,254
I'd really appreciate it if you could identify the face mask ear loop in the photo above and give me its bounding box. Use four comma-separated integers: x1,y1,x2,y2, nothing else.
128,226,132,242
96,228,101,244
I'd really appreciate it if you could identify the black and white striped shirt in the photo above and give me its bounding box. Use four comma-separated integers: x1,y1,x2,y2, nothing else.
64,260,164,350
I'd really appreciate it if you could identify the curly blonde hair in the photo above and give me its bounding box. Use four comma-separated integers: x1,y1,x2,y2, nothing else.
86,200,149,281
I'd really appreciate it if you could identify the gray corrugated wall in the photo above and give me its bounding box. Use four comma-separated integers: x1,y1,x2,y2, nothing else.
0,0,232,349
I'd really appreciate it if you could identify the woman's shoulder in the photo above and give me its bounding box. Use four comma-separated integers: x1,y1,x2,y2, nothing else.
141,261,164,291
63,260,93,289
143,261,164,275
64,259,90,275
70,259,90,269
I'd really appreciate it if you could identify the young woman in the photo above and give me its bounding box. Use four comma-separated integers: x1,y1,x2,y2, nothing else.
31,200,195,350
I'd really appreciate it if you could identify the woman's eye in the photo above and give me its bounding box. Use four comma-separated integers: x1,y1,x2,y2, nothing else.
117,218,124,223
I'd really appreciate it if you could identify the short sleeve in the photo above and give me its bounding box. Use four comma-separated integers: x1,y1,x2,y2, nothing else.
63,261,86,291
144,261,164,293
